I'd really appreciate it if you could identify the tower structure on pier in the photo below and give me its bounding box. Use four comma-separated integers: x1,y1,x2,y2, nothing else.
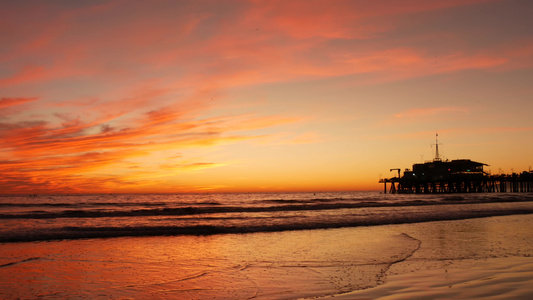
432,133,441,162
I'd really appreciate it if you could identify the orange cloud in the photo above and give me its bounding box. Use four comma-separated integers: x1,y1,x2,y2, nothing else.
0,87,301,193
159,162,227,172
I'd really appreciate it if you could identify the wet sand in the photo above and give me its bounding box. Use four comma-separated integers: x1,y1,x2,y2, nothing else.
1,214,533,299
325,256,533,299
318,214,533,300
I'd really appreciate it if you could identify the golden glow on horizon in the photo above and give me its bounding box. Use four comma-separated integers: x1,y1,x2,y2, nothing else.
1,0,533,194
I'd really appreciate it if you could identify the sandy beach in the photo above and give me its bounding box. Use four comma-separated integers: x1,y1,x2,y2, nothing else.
319,214,533,300
1,214,533,299
325,256,533,299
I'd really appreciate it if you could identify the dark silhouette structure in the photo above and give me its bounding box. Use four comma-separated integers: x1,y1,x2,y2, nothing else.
380,134,533,194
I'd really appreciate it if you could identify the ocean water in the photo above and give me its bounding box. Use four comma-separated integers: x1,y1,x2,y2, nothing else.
1,191,533,243
2,192,533,299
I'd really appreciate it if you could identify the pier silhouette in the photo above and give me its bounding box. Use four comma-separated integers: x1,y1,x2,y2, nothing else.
380,134,533,194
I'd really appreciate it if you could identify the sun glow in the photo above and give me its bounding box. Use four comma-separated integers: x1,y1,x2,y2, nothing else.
1,0,532,194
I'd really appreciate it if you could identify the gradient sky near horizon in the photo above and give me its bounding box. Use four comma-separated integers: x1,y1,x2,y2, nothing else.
1,0,532,194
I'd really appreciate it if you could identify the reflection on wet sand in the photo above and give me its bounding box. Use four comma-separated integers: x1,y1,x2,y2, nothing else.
0,227,418,299
1,214,533,299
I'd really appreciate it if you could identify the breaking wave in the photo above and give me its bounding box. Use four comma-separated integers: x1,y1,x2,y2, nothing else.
1,192,533,242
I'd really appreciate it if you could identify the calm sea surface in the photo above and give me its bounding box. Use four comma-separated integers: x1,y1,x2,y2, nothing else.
2,191,533,243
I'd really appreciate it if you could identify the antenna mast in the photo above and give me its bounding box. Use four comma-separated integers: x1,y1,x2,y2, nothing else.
434,133,441,161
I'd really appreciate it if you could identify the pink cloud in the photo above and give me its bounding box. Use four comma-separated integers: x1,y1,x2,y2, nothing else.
246,0,494,39
0,66,47,87
0,0,518,94
0,97,38,109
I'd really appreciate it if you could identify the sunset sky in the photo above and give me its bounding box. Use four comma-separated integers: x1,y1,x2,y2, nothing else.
1,0,532,194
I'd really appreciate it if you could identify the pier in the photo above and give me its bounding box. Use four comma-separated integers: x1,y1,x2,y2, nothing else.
380,171,533,194
380,134,533,194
